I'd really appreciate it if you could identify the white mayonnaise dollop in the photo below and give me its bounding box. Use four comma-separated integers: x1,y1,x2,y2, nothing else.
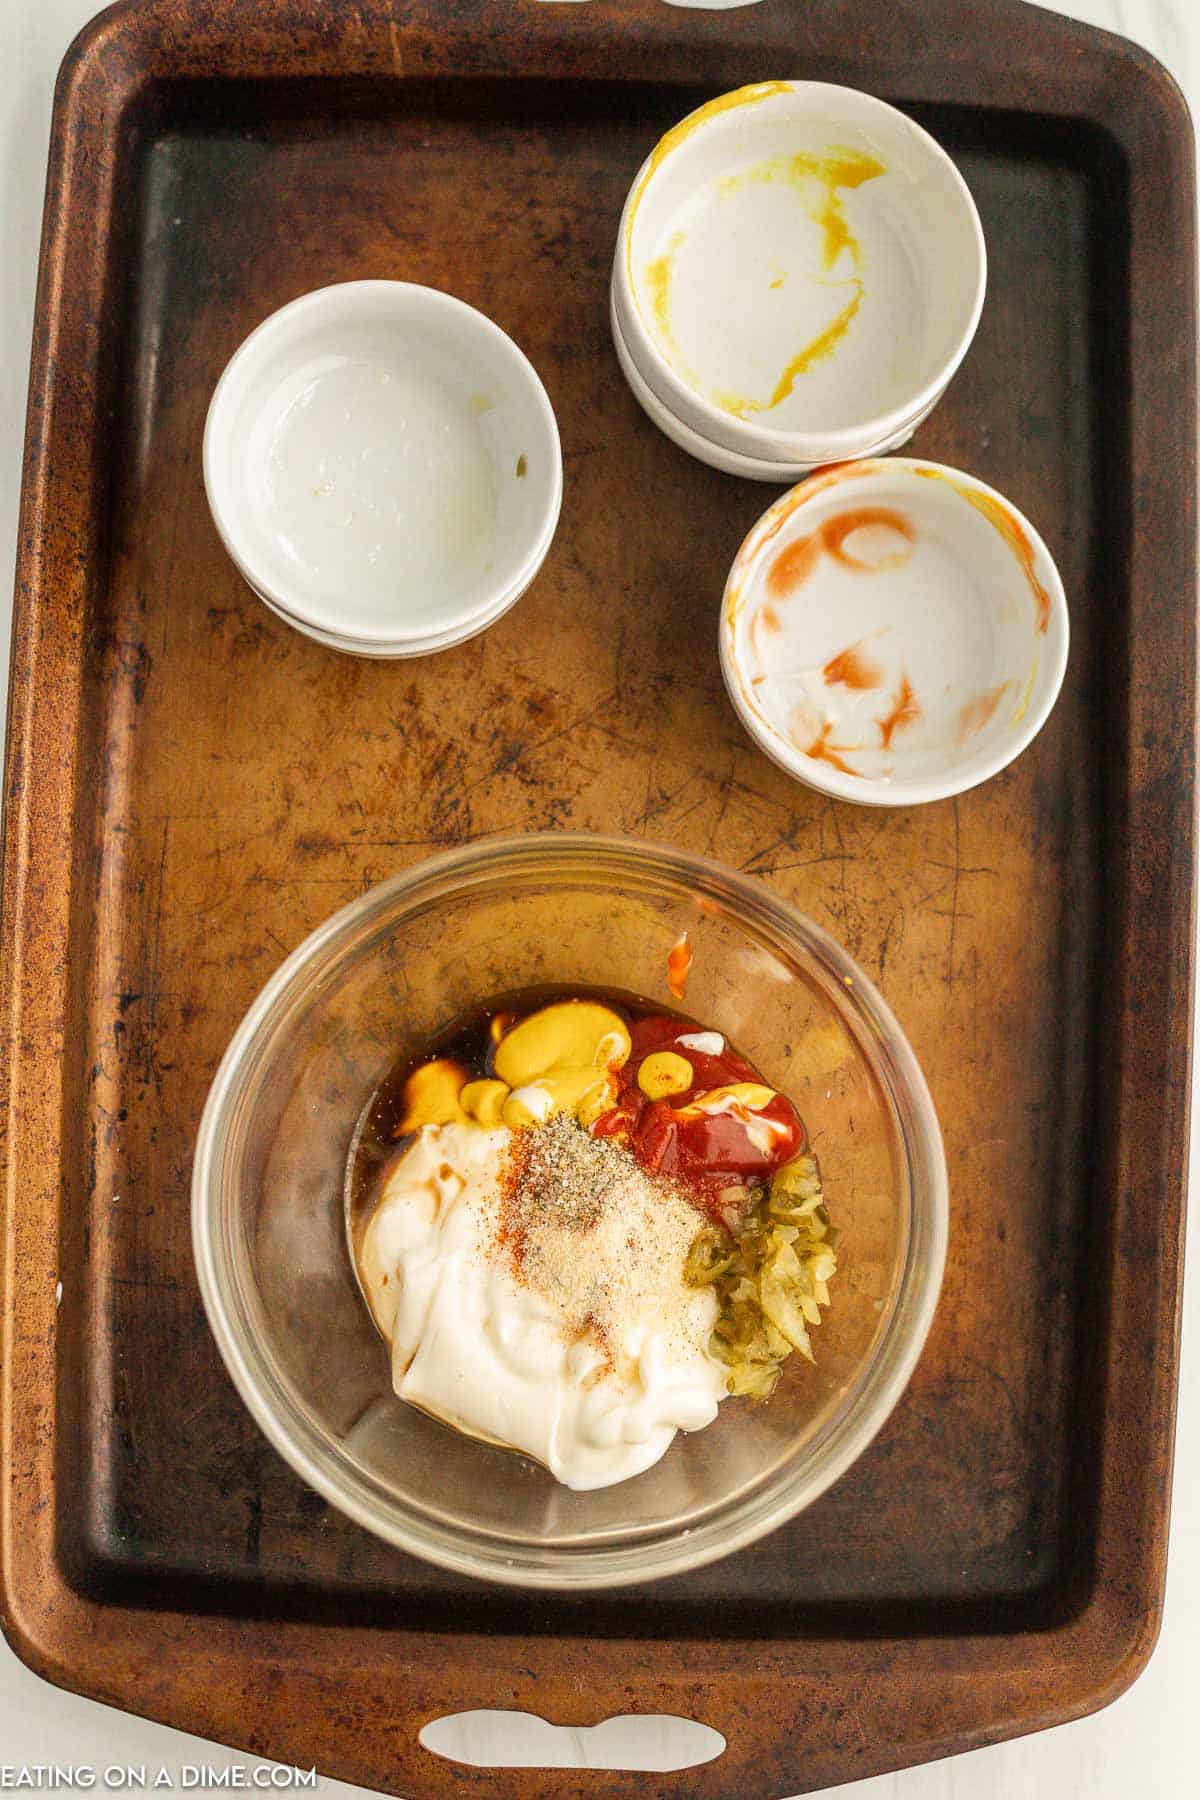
357,1122,725,1489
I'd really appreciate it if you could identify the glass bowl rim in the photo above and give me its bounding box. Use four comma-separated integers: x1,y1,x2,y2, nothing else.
192,829,948,1590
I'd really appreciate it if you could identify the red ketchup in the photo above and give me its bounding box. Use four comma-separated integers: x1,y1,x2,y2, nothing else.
591,1015,804,1217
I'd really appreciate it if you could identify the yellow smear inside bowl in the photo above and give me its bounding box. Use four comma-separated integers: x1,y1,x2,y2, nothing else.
644,148,884,418
623,82,986,443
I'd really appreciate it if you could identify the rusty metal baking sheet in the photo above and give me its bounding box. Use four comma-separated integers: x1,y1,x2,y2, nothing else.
1,1,1194,1796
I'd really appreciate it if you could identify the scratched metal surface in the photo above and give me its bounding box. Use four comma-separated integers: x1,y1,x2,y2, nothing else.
66,89,1103,1630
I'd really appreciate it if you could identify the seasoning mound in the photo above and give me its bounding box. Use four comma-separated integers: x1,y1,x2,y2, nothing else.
498,1114,712,1376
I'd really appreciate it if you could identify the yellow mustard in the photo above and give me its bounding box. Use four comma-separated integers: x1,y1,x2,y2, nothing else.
637,1051,694,1100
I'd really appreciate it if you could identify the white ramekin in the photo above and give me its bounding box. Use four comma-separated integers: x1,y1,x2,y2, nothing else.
720,459,1069,807
612,82,985,470
203,281,562,657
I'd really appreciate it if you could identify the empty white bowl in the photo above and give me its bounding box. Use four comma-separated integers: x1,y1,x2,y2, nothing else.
204,281,562,656
612,82,985,469
720,459,1069,806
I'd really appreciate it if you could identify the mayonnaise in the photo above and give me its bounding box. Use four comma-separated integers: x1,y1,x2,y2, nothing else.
358,1122,725,1489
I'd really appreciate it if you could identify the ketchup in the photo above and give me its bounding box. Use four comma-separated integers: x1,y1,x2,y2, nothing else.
592,1014,804,1214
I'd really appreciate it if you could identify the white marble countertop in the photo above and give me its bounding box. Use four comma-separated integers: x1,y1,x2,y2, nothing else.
2,2,1196,1794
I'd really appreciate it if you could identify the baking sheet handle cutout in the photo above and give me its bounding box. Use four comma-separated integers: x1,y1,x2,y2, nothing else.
420,1709,726,1772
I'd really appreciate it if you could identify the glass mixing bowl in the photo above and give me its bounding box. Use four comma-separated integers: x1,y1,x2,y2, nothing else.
192,833,947,1588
